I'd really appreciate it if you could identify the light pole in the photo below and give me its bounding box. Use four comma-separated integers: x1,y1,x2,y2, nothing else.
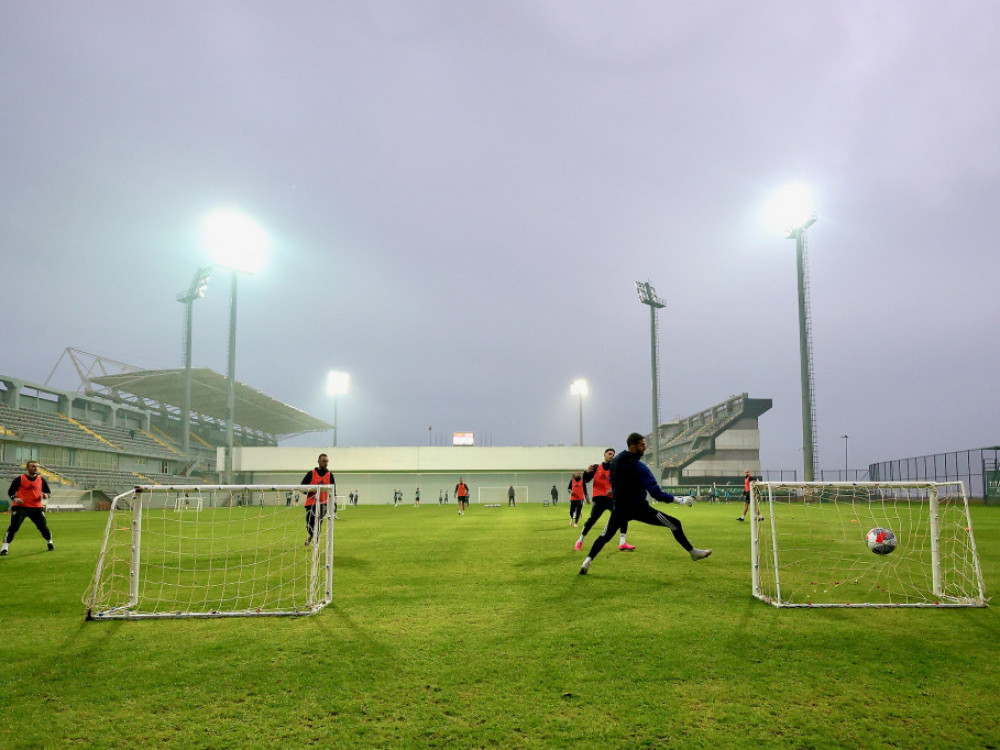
636,281,666,474
326,371,350,447
176,267,211,460
205,210,268,484
570,379,588,446
767,184,818,481
841,434,849,480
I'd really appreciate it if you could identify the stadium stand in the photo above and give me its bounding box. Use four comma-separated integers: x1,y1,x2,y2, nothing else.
645,393,772,485
0,354,331,508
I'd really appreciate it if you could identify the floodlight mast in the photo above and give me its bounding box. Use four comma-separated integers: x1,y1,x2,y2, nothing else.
204,210,268,484
570,379,588,446
327,371,350,446
176,267,211,459
636,281,665,475
787,214,818,482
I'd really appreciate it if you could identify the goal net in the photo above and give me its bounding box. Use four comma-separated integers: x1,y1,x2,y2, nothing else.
85,485,334,620
477,486,529,504
752,481,986,608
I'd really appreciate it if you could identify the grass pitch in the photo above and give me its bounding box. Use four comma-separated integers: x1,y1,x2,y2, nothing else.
1,502,998,749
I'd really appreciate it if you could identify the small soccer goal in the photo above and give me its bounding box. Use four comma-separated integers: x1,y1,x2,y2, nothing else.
173,494,203,512
751,481,987,608
85,485,334,620
477,486,529,504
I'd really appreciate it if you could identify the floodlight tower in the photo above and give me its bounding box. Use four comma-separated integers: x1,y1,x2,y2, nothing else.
636,281,666,474
176,267,212,459
327,371,350,447
205,210,268,483
570,378,588,446
767,183,818,481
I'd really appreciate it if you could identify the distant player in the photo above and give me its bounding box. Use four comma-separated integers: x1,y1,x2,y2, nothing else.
2,460,54,556
574,448,633,552
508,485,516,507
579,433,711,575
737,468,752,521
550,485,559,505
300,453,335,546
414,487,420,507
568,472,585,527
455,478,470,515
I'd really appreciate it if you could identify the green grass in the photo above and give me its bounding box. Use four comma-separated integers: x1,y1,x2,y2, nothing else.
1,502,998,749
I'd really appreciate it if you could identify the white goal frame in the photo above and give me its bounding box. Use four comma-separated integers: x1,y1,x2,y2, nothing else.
477,485,530,504
751,481,987,608
85,484,334,620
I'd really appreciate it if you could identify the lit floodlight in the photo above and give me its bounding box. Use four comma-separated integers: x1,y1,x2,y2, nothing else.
205,209,268,274
570,379,589,397
765,183,816,236
327,371,350,396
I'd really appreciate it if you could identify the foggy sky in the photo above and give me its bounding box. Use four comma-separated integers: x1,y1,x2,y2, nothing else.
2,1,998,473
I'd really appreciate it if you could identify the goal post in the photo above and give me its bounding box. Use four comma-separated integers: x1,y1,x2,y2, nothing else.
477,486,530,504
85,484,335,620
751,481,987,608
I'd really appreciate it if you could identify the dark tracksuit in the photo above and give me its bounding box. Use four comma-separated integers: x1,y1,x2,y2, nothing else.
585,449,692,561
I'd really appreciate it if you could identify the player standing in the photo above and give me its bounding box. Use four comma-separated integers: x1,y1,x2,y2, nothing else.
737,468,751,521
2,460,54,555
579,433,711,575
568,471,586,527
574,448,633,552
455,478,470,515
300,453,335,546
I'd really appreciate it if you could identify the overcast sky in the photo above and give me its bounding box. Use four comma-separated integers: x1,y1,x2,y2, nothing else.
2,1,998,473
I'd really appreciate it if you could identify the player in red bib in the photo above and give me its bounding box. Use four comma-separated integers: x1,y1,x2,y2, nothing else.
2,461,54,556
299,453,335,546
574,448,634,551
568,472,586,527
455,478,470,516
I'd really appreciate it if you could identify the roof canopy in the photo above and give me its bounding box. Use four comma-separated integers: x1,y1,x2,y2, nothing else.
89,368,331,437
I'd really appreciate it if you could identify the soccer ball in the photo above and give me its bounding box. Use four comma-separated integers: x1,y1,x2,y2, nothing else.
866,527,897,555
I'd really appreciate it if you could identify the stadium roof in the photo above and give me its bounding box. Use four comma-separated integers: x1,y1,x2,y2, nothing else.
89,368,331,437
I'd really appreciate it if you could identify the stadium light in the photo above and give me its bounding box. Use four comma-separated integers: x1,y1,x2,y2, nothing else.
769,184,818,481
326,371,350,447
205,210,269,483
636,281,666,474
570,379,588,446
176,266,212,458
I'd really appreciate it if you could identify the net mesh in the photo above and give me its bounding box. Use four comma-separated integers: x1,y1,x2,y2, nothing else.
752,481,986,607
85,485,333,619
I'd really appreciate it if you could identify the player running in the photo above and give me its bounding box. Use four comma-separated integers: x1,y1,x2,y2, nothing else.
574,448,634,552
455,478,470,515
579,433,711,575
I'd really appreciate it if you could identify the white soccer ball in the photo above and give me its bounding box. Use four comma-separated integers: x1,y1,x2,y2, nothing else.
866,527,897,555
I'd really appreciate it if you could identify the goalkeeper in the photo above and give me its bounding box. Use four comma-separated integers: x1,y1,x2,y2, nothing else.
300,453,336,546
579,433,711,575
